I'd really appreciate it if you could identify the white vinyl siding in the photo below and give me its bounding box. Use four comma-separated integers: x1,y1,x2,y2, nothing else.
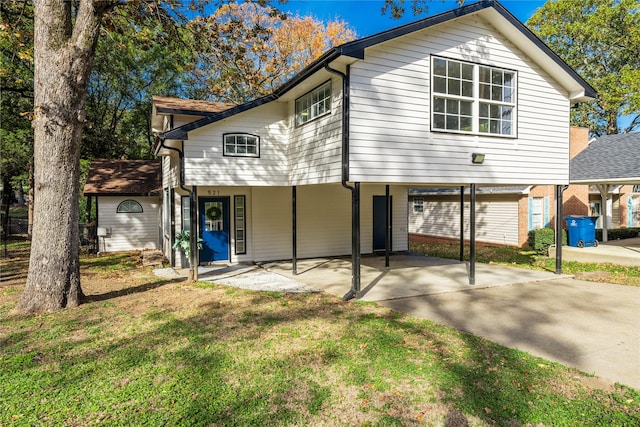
409,195,519,246
183,103,289,186
248,184,408,262
288,76,343,185
349,14,571,185
97,196,160,252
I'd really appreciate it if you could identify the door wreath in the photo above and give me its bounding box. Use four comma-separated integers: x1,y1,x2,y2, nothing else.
206,205,222,222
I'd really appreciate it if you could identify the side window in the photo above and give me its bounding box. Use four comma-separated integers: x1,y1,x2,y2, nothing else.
234,195,246,254
117,200,143,213
223,133,260,158
181,196,190,232
295,80,332,126
413,197,424,213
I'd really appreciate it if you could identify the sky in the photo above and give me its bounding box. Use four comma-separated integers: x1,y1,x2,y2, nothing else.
277,0,548,37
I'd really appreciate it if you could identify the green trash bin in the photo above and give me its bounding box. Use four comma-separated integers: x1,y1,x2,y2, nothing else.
565,216,599,248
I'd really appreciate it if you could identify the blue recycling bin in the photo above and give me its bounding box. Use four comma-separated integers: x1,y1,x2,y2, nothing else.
565,216,599,248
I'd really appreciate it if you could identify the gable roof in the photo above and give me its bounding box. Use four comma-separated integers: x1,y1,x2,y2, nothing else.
570,133,640,185
83,159,162,196
156,0,596,143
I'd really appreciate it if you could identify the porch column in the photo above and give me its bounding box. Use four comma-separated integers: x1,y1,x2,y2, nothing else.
596,184,610,242
555,184,564,274
292,186,297,275
385,184,390,267
189,186,198,281
460,186,465,261
469,183,476,285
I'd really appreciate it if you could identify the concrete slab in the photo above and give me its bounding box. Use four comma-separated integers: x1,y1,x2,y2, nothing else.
263,255,566,301
380,279,640,389
550,237,640,266
265,255,640,389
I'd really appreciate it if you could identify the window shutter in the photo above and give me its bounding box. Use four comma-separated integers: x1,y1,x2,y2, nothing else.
528,197,533,231
544,197,550,228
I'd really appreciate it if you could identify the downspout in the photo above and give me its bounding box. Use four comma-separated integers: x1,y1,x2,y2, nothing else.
325,63,361,301
157,136,198,281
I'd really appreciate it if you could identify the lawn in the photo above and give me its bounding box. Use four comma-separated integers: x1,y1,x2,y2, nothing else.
1,239,639,426
409,242,640,287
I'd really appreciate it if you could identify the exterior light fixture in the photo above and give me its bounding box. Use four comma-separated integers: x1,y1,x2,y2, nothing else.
471,153,485,164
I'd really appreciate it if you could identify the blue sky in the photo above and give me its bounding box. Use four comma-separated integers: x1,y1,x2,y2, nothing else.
278,0,547,37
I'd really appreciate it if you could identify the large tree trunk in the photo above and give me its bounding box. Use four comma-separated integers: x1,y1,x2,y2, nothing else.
15,0,112,314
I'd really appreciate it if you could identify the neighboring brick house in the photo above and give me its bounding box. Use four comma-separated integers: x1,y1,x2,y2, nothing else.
570,132,640,240
409,127,594,247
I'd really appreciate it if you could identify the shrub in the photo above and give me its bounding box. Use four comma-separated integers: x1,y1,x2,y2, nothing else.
596,227,639,241
528,228,566,253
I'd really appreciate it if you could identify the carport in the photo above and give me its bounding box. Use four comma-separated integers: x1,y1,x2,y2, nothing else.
570,133,640,242
262,254,562,301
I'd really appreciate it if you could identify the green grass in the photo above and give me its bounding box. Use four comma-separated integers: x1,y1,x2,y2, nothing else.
410,242,640,286
1,243,639,425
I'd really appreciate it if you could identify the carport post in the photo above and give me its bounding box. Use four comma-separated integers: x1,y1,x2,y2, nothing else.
459,186,465,261
555,185,564,274
189,186,198,282
469,183,476,285
292,186,297,275
385,184,390,268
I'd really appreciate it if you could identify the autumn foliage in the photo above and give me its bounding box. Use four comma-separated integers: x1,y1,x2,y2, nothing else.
187,3,356,103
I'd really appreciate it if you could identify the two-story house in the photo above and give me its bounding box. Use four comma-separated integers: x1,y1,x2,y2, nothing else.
151,0,595,296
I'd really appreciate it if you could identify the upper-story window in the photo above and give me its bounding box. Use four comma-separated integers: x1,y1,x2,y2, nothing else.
432,57,516,137
117,200,143,213
223,133,260,157
295,80,332,127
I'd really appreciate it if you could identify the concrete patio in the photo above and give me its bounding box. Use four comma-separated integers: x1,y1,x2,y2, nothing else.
550,237,640,266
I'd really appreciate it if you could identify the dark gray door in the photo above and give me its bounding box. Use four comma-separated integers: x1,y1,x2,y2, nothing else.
373,196,392,252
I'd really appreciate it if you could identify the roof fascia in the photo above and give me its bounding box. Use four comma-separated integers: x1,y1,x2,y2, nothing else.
337,0,490,59
571,178,640,185
159,49,341,142
337,0,596,101
155,107,215,116
483,3,597,101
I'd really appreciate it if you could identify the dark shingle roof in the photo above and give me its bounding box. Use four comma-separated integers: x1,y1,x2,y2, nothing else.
152,96,236,116
570,133,640,184
83,159,162,196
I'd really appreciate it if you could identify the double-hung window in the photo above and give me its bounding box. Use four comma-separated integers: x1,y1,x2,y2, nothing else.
432,57,516,136
295,80,332,126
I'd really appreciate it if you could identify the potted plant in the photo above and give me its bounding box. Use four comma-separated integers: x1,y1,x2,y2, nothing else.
172,230,203,260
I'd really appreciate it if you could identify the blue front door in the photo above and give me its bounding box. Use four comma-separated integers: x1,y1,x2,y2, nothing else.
199,197,230,263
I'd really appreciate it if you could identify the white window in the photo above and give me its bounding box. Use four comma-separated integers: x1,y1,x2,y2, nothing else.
295,80,332,126
224,133,259,157
589,200,603,228
413,197,424,213
432,57,516,136
117,199,143,213
531,197,544,230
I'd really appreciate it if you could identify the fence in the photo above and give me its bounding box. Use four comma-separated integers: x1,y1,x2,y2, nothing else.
1,215,98,253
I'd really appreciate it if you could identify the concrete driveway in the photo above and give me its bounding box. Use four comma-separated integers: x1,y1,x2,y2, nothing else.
264,255,640,389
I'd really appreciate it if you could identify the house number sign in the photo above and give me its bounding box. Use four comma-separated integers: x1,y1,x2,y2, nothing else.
206,190,221,196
